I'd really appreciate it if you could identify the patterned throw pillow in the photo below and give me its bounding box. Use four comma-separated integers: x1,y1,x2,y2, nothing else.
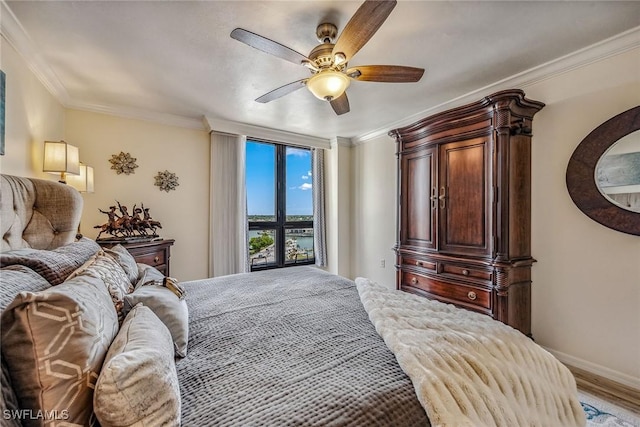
0,237,101,285
69,252,134,322
0,273,119,427
103,244,138,285
0,266,52,427
94,304,181,426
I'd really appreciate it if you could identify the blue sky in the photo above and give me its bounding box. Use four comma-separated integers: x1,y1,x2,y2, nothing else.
246,141,313,216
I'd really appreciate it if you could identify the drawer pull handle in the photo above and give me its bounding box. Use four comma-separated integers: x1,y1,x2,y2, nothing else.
415,261,421,266
430,187,437,209
462,269,469,276
467,291,477,301
154,256,160,263
410,277,418,285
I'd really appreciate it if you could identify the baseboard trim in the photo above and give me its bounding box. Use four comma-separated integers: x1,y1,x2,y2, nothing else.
543,347,640,390
567,365,640,414
541,347,640,414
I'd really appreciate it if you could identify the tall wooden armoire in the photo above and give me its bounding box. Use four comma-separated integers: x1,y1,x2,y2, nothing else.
390,90,544,336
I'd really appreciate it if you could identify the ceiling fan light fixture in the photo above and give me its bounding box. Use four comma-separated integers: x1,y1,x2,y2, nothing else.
306,70,350,101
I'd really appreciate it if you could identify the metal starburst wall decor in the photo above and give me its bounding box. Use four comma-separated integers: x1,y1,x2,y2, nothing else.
109,151,138,175
154,170,179,192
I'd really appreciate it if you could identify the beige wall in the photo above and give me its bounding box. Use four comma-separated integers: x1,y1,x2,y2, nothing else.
325,139,352,278
64,110,210,281
526,48,639,387
351,47,640,387
351,136,398,287
0,36,65,177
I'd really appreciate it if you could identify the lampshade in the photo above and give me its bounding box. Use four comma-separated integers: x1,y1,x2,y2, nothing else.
306,70,351,101
43,140,80,183
67,163,94,193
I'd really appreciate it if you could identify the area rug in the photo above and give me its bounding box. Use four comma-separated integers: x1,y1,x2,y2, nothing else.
580,391,640,427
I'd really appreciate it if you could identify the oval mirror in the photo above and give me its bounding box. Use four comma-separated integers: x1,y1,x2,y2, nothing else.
595,130,640,213
566,106,640,236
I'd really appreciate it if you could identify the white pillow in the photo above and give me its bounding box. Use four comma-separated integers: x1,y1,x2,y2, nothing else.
94,304,181,426
123,284,189,357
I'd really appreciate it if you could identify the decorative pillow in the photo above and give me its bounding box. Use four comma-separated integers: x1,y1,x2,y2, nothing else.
94,304,181,426
102,244,138,285
135,264,165,289
69,252,134,322
124,284,189,357
0,265,51,311
0,266,51,427
0,273,119,427
0,237,101,285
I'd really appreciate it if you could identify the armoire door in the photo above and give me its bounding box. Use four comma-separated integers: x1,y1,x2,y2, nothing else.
438,137,491,256
401,147,437,251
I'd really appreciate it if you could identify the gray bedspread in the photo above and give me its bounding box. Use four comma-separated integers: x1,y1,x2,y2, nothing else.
177,266,429,426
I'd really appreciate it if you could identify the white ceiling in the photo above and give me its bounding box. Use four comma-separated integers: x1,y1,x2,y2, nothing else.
3,1,639,141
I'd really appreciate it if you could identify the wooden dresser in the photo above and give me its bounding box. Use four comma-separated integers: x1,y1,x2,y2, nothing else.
390,90,544,336
98,239,175,276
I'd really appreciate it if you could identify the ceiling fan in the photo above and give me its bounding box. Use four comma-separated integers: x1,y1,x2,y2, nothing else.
230,0,424,115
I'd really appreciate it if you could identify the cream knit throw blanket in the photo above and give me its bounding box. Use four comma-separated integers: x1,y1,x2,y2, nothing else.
356,278,586,427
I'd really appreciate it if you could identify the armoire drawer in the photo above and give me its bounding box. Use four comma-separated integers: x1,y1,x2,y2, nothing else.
400,256,436,271
440,263,492,283
401,271,491,310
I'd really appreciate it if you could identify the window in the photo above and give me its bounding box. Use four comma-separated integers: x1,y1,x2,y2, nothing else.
246,140,314,270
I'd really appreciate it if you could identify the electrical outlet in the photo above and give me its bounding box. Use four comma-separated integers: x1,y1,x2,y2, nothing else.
379,259,386,268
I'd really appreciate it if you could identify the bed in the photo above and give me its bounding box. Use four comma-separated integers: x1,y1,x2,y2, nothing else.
177,267,427,426
0,174,586,427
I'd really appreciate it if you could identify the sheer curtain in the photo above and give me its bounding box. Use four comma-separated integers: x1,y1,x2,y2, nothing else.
312,148,327,267
209,131,249,277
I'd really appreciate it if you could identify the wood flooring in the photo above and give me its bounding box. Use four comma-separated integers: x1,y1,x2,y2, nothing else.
567,364,640,415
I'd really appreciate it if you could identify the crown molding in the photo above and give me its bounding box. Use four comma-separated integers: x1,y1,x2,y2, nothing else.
203,116,331,150
1,1,70,105
331,137,353,147
66,100,205,130
351,26,640,145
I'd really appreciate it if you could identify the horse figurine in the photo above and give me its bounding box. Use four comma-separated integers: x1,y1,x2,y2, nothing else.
94,202,162,240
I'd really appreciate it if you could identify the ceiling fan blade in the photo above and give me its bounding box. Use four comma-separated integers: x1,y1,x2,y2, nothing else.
330,93,350,115
256,79,307,103
332,0,397,62
347,65,424,82
231,28,310,66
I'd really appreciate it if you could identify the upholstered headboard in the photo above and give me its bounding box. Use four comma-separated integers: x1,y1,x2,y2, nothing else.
0,174,82,252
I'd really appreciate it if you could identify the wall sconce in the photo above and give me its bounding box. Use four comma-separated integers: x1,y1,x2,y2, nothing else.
43,140,80,183
67,163,94,193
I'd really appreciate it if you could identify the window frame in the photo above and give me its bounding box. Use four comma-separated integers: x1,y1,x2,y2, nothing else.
247,140,315,271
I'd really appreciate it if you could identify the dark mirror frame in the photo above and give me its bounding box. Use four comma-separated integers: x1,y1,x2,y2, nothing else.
566,106,640,236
